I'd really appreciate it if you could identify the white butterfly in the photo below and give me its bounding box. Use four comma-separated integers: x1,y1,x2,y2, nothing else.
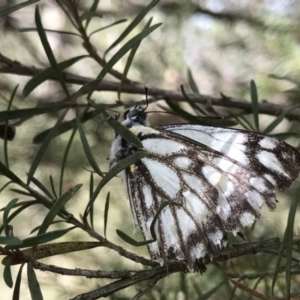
110,105,300,271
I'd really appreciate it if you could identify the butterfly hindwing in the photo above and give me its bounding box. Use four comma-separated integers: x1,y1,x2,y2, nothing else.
123,125,288,269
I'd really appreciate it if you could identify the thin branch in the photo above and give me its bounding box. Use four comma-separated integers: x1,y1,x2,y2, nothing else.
27,235,300,299
1,53,300,120
227,263,299,280
83,227,159,267
31,260,139,279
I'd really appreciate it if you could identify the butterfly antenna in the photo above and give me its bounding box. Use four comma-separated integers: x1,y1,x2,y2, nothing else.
144,85,149,111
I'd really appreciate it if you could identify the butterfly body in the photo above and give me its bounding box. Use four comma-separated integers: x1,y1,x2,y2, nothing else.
110,106,300,271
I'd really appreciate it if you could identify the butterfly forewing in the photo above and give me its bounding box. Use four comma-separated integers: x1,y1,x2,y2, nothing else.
110,107,300,271
162,125,300,190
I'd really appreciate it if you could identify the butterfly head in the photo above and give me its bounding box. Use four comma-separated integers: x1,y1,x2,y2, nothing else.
122,105,147,128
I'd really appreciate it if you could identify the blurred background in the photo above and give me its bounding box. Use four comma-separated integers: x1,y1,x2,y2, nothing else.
0,0,300,299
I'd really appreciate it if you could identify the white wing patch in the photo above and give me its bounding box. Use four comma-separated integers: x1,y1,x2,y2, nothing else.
168,127,249,166
256,150,288,177
143,158,181,198
142,138,186,156
259,137,277,150
111,110,300,271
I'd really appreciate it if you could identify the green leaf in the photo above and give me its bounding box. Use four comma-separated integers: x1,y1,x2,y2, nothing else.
38,184,82,235
228,113,255,131
84,151,148,218
12,264,25,300
116,229,154,247
165,98,236,127
26,186,55,211
149,201,170,241
23,55,88,97
0,0,39,17
10,189,31,196
33,107,103,144
49,175,58,199
0,201,39,235
27,262,43,300
187,69,199,94
0,104,68,122
272,132,300,139
3,198,19,235
89,19,127,38
263,103,300,134
59,128,77,196
75,108,104,177
0,161,22,184
20,27,80,36
27,110,68,185
4,84,18,168
30,220,65,234
250,80,260,131
85,0,100,29
7,228,74,249
31,176,54,200
103,110,143,149
104,0,159,56
117,201,170,247
103,192,110,238
35,6,69,97
55,1,77,29
87,23,162,98
89,172,94,228
0,236,23,246
3,257,13,288
0,181,14,194
180,85,209,117
118,17,152,101
198,280,226,300
80,11,102,21
285,185,300,299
